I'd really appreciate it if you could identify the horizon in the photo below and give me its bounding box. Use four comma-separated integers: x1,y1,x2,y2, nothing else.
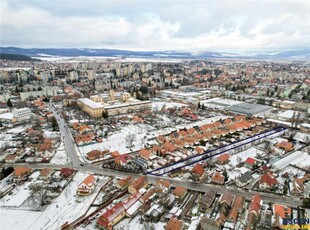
1,0,310,52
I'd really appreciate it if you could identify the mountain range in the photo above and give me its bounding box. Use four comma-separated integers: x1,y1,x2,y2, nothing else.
1,47,310,60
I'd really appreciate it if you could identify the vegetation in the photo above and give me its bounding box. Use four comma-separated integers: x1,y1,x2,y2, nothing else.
0,53,40,62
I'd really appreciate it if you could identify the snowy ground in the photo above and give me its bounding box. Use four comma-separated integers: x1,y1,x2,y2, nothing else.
278,165,305,177
229,147,263,167
78,124,153,155
26,173,109,230
0,171,40,207
114,215,165,230
43,130,60,138
1,209,41,230
49,141,69,165
6,126,29,134
152,101,188,110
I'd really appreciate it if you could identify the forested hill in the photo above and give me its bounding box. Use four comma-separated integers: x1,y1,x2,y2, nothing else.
0,53,40,61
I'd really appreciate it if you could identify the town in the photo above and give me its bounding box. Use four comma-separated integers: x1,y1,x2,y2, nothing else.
0,57,310,230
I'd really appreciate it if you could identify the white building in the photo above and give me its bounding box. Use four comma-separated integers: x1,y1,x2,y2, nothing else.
20,86,58,101
12,108,32,121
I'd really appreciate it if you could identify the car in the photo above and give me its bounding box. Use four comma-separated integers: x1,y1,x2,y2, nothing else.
80,163,84,166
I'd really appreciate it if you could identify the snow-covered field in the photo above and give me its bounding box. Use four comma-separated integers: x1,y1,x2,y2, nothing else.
26,173,108,230
0,171,40,207
79,124,152,155
50,141,69,165
1,209,41,230
152,101,187,110
114,215,165,230
44,130,60,138
229,147,263,167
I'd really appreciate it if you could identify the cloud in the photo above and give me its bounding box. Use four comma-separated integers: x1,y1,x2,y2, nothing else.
1,0,309,52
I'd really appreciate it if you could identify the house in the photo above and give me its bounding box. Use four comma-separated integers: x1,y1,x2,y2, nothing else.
5,154,18,163
12,167,32,182
75,132,94,146
291,177,305,195
244,157,257,169
139,149,152,160
276,141,294,152
115,154,132,166
117,176,134,191
273,204,291,219
194,146,204,154
236,171,253,188
248,194,262,217
187,128,197,136
227,208,239,223
227,196,245,223
211,172,225,185
97,203,126,229
78,125,92,134
60,168,75,178
39,168,54,180
123,192,143,217
217,153,230,165
246,195,262,230
157,135,168,144
77,174,96,195
173,186,187,200
111,151,120,158
155,179,170,193
86,149,106,161
219,192,234,208
163,142,177,152
259,171,278,190
128,175,148,194
165,217,184,230
140,187,157,204
191,163,205,180
200,189,216,211
231,195,245,213
198,217,220,230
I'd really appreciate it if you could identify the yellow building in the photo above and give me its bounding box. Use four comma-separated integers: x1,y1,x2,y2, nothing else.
77,90,151,118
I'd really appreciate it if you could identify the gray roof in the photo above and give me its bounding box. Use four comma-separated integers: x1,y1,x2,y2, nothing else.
237,171,252,183
228,102,272,116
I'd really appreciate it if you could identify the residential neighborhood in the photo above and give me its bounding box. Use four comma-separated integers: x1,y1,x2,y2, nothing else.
0,54,310,230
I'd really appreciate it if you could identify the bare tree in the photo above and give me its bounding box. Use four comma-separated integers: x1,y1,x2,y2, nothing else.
29,184,48,207
126,133,136,147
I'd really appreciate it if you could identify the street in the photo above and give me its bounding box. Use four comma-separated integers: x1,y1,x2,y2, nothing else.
6,103,301,209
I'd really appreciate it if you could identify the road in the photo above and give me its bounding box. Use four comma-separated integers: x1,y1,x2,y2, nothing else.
49,103,83,166
7,162,302,208
6,104,301,208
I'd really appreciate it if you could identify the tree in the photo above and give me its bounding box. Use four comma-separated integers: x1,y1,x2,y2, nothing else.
102,110,109,119
201,103,205,110
140,85,149,94
15,85,19,93
223,170,228,182
125,133,136,147
51,117,58,131
38,86,42,91
7,99,13,108
29,184,48,207
274,85,278,92
198,102,201,109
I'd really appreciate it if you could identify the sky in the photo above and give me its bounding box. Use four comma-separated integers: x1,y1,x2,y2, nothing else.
0,0,310,52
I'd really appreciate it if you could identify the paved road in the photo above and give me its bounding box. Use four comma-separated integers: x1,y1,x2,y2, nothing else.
6,105,301,208
49,103,83,166
8,162,302,208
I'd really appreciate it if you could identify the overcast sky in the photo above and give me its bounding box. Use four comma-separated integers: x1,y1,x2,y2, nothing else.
1,0,309,52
